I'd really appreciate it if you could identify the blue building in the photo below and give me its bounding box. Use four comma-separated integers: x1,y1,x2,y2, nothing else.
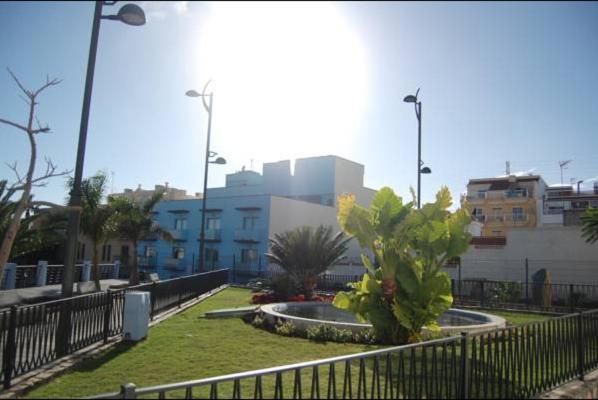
140,155,376,280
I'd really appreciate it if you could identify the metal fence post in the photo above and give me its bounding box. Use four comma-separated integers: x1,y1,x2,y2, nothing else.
525,258,529,302
570,284,575,312
578,312,585,381
3,263,17,290
150,282,156,320
120,383,137,399
103,290,113,344
480,281,485,307
459,332,469,399
3,305,17,389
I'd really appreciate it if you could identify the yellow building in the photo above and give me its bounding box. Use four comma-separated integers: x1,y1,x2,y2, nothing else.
461,175,547,237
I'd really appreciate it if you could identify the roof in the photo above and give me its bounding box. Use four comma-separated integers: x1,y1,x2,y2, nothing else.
468,175,541,185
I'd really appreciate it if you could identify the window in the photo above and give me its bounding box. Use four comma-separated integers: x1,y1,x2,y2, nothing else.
241,249,258,263
101,244,112,262
477,190,487,199
242,216,259,230
512,207,524,221
491,230,503,236
207,217,221,230
174,218,187,231
172,247,185,259
472,208,483,215
144,246,156,257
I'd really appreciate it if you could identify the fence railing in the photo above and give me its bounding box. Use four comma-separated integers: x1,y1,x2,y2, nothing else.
89,309,598,399
0,269,229,388
452,279,598,311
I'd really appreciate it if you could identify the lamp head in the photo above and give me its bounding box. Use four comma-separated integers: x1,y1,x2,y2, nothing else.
403,95,418,103
421,166,432,174
186,90,201,97
117,4,146,26
212,157,226,165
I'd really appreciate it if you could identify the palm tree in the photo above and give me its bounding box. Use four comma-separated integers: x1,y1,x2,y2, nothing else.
109,190,172,285
581,207,598,244
69,172,114,288
265,225,350,299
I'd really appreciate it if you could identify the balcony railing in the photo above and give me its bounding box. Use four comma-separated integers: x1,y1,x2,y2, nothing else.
234,229,261,243
202,229,222,241
480,214,529,223
463,190,530,202
168,229,188,241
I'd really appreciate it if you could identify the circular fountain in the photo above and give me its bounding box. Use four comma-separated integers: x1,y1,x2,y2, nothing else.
260,302,505,335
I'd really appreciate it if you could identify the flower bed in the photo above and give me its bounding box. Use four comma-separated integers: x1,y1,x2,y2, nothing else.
251,292,335,304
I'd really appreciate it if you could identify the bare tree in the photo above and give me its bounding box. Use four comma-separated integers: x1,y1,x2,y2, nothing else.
0,69,72,279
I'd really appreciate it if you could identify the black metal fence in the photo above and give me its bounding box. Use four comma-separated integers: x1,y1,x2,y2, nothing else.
0,269,229,388
91,309,598,399
452,279,598,311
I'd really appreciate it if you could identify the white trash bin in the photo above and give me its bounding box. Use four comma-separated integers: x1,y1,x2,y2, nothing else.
123,291,151,342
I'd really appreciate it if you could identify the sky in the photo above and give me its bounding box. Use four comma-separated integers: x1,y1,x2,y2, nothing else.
1,1,597,209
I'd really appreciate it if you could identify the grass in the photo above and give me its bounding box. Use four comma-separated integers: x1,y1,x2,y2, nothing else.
476,308,552,326
25,288,379,399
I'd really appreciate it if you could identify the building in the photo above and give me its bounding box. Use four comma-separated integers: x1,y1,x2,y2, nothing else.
540,182,598,227
110,183,201,203
461,175,548,237
455,174,598,284
140,155,377,279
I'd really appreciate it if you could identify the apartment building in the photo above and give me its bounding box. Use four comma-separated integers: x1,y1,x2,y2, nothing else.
540,182,598,227
140,155,377,279
462,175,548,237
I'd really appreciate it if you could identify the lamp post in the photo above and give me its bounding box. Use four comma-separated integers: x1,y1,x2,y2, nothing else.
403,88,431,209
61,1,146,299
186,81,226,273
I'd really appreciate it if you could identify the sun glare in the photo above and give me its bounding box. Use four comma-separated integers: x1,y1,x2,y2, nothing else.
195,2,368,167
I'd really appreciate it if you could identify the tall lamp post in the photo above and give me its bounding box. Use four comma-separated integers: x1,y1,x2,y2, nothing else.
186,81,226,273
61,1,146,299
403,88,431,209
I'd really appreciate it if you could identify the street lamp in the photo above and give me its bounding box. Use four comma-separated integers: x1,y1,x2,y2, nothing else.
186,81,227,273
61,1,146,299
403,88,431,209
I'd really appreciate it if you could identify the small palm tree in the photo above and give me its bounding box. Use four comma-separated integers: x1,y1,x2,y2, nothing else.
265,225,350,299
109,190,172,285
581,207,598,244
70,172,114,288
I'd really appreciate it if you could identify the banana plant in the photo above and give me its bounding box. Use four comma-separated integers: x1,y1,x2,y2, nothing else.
333,186,471,344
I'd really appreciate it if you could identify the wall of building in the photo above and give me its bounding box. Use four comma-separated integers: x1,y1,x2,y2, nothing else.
447,226,598,284
268,196,363,264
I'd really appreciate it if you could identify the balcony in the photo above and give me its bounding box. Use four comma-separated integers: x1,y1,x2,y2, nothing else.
168,229,188,241
463,190,530,203
200,229,222,242
234,229,261,243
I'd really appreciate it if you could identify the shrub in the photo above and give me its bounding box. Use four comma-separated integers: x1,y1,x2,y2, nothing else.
252,314,265,328
353,328,377,345
306,324,352,343
275,320,297,337
251,292,278,304
490,282,523,303
270,274,299,301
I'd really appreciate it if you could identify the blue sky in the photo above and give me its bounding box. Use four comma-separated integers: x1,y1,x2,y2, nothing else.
1,1,597,208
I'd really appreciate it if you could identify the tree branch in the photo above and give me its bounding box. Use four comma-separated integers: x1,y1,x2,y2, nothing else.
7,67,32,99
5,161,23,184
0,117,28,132
30,201,82,212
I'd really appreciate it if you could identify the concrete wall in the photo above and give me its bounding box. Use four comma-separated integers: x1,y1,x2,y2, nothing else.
448,226,598,284
268,196,363,263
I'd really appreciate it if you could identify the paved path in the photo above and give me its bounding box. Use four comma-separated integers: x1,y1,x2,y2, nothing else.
0,279,129,308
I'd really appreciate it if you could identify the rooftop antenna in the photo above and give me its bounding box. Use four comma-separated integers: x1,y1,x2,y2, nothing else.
559,160,572,185
250,159,254,170
505,161,511,175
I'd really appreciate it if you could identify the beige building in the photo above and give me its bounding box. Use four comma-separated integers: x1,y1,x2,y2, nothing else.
110,183,201,204
462,175,548,237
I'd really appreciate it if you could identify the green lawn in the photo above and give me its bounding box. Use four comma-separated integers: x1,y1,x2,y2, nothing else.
25,289,552,399
26,288,379,399
476,308,552,326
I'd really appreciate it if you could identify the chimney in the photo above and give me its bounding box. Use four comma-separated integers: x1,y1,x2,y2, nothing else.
594,181,598,195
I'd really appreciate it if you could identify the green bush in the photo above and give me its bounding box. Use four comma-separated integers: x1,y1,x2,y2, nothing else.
269,274,299,301
251,314,265,328
490,282,523,303
275,320,297,337
353,328,377,345
306,324,353,343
